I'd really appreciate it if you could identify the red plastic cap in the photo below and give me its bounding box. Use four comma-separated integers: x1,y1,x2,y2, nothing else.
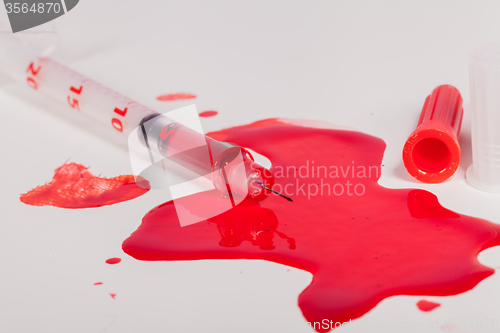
403,85,463,183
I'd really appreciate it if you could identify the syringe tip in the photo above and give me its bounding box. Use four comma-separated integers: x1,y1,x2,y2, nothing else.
255,181,293,202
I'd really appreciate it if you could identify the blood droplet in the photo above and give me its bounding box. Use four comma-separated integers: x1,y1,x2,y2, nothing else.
199,110,218,117
416,300,441,312
105,258,121,265
157,93,196,101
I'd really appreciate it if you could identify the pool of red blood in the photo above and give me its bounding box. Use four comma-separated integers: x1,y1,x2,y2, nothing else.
17,118,500,330
44,118,492,332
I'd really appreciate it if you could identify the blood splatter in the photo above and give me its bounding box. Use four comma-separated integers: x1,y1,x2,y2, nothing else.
416,300,441,312
105,258,121,265
199,110,218,117
20,163,149,209
157,93,196,101
110,293,116,299
94,282,103,285
119,119,500,331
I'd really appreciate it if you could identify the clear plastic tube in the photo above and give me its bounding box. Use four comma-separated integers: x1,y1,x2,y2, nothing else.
467,41,500,193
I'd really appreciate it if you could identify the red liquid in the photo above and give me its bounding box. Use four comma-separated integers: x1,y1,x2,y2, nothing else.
122,119,500,329
157,93,196,101
199,110,218,117
416,300,441,312
94,282,103,285
105,258,121,265
20,163,149,208
122,119,500,331
110,293,116,299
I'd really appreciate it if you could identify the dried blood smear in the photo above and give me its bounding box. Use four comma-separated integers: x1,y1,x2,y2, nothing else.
122,119,500,332
416,300,441,312
157,93,196,101
20,163,149,208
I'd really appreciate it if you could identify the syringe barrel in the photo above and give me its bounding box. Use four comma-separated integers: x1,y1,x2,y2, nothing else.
140,113,274,200
0,40,157,135
25,57,156,135
0,50,273,201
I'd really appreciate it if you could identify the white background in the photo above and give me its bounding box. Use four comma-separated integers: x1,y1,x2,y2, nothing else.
1,1,500,332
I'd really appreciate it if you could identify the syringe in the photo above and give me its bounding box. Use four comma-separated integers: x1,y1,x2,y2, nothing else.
0,46,292,203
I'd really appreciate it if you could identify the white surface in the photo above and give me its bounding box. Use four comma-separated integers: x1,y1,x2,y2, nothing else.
1,1,500,332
